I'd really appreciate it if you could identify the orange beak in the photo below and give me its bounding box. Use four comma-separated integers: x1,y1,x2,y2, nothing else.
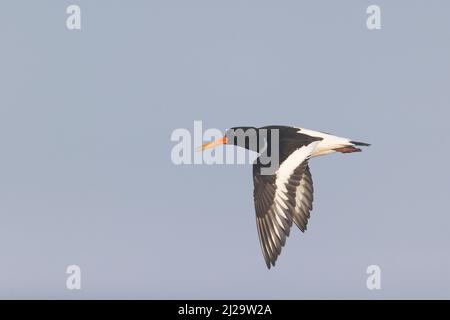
198,136,228,152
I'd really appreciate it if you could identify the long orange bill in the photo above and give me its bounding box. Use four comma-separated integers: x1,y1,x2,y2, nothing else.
197,136,228,152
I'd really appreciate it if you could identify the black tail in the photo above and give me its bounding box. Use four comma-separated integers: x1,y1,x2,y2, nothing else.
350,140,371,147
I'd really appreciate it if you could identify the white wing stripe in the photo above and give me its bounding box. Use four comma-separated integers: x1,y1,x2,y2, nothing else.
275,141,319,190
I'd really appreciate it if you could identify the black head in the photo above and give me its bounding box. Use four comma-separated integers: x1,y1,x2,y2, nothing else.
200,125,290,153
225,126,259,151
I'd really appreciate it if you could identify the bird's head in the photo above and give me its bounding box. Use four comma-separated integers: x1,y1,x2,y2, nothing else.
199,126,259,152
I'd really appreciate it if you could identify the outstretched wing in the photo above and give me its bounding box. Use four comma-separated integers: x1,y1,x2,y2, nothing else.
252,141,318,268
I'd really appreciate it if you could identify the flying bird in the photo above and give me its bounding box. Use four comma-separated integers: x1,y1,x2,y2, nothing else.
200,125,369,268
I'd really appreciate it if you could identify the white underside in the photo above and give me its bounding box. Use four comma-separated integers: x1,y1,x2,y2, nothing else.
297,128,353,157
272,128,356,208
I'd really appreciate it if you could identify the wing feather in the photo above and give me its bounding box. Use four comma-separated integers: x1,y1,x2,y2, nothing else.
252,142,319,268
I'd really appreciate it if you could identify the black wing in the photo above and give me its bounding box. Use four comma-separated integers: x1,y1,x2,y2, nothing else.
253,155,316,268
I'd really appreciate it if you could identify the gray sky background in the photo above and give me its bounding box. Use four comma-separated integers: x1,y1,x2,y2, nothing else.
1,0,449,299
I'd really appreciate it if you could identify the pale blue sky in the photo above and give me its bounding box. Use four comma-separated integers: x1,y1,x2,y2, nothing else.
0,0,449,299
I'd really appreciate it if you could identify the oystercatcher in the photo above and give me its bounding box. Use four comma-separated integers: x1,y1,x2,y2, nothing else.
201,125,369,268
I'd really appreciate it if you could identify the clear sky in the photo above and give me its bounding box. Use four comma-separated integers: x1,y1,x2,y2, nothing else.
1,0,449,299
